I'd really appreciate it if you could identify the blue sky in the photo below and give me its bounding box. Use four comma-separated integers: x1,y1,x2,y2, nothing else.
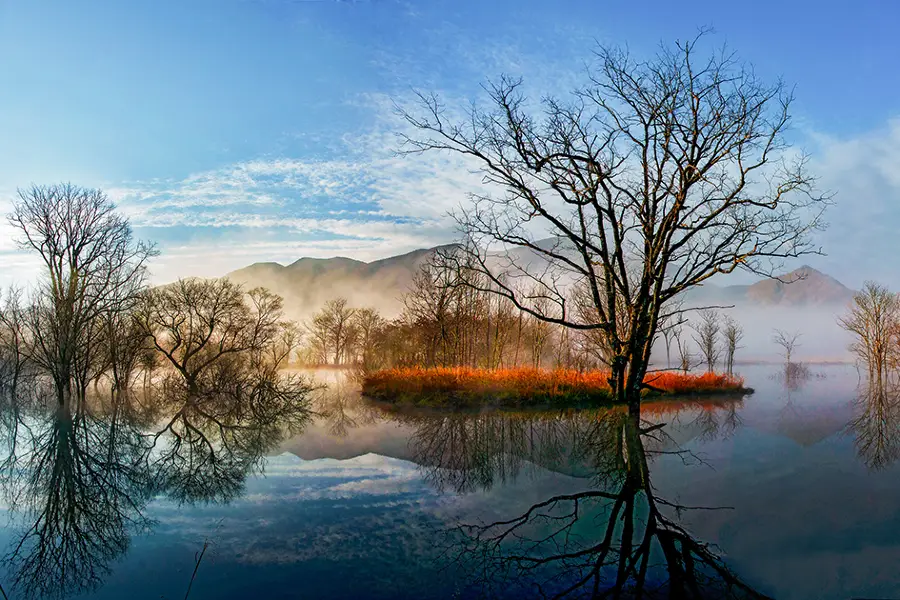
1,0,899,287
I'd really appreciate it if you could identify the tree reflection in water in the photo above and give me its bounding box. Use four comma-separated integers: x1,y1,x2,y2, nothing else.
0,393,152,599
313,375,383,439
0,373,314,599
403,400,771,599
150,370,314,504
847,377,900,471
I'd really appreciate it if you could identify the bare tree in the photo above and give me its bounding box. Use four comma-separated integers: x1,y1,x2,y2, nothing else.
399,33,829,407
303,313,331,365
722,316,744,376
262,321,302,374
351,307,386,371
657,301,685,369
692,309,720,372
134,279,285,394
839,281,900,381
674,328,698,374
526,296,553,368
772,329,801,365
0,287,32,400
8,184,156,407
97,308,147,400
309,298,356,366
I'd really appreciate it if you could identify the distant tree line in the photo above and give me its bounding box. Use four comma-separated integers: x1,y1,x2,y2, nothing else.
297,255,753,374
295,253,620,372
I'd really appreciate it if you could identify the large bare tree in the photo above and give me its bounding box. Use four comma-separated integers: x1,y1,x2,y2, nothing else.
8,184,156,408
399,34,829,408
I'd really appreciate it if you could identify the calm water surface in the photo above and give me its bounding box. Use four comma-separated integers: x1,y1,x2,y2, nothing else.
0,364,897,599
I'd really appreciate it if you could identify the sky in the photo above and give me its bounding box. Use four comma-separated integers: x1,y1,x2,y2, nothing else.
1,0,900,288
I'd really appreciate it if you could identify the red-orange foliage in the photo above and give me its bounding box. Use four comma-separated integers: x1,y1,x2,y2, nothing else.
361,367,747,407
642,370,746,394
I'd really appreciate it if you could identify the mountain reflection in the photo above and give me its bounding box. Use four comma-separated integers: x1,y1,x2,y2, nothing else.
401,400,771,599
0,377,313,599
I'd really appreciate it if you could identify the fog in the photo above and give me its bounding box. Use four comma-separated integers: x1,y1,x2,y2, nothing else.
656,304,854,367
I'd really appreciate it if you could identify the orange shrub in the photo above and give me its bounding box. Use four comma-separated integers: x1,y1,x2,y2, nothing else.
361,367,747,407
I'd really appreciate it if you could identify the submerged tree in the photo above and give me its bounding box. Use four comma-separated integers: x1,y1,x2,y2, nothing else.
399,33,829,408
693,309,721,373
839,281,900,382
772,329,801,365
722,316,744,376
8,184,156,408
135,279,289,394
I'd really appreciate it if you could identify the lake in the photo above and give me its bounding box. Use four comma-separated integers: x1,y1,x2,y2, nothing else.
0,364,896,599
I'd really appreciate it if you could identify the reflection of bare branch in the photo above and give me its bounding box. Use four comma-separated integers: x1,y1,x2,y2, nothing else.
398,409,634,495
2,397,153,599
442,410,769,599
148,370,314,504
847,378,900,470
416,403,764,598
0,356,315,598
313,379,383,438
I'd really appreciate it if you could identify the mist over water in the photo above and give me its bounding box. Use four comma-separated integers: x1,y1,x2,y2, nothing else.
664,306,855,366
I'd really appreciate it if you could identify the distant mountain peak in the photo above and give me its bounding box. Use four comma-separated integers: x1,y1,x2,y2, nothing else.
745,265,854,307
784,265,828,278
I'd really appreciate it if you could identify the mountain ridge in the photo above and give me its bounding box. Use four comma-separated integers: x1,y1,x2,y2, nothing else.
227,242,854,320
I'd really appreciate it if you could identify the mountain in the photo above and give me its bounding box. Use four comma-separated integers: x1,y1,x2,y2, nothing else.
227,245,458,320
745,266,855,306
685,266,855,308
227,243,855,320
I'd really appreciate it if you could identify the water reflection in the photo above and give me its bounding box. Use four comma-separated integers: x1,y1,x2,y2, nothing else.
394,401,771,598
314,376,382,439
2,397,152,599
848,378,900,471
0,376,313,599
150,373,313,504
1,366,897,599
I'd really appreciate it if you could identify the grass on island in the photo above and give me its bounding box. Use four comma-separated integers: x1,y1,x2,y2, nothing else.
360,366,751,408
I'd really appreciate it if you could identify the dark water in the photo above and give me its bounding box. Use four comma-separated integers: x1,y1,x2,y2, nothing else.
0,364,897,599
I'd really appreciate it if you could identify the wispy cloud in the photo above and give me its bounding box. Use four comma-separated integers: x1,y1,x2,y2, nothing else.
807,117,900,288
90,96,491,283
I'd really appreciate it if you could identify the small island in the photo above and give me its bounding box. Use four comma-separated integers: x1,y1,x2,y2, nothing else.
361,367,752,408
